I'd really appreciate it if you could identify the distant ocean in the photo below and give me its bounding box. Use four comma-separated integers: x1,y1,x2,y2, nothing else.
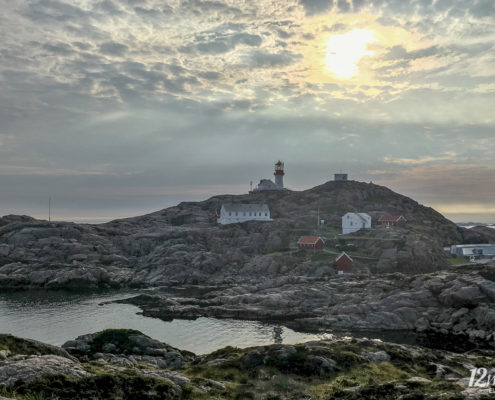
457,224,495,229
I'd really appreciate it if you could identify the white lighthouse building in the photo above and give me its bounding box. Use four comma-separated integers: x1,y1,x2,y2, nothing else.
252,161,285,192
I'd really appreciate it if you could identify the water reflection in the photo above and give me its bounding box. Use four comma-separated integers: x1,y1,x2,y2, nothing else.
273,326,283,344
0,290,332,354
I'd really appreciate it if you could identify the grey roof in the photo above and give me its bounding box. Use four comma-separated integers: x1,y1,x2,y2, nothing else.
221,203,270,213
344,212,370,222
253,179,280,191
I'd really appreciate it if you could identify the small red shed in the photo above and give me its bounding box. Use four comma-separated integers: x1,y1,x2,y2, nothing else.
297,236,325,250
335,252,353,272
378,215,407,228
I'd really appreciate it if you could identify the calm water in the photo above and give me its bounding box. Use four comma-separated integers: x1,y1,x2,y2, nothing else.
0,290,333,354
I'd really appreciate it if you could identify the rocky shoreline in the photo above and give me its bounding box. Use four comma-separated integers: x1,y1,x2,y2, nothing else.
114,265,495,352
1,329,494,399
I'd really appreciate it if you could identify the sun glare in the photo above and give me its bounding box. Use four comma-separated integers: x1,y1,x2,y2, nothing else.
325,29,376,79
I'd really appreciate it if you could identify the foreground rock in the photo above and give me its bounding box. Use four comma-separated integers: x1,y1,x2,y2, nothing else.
118,266,495,351
1,329,494,399
0,355,88,386
1,181,492,290
63,329,195,369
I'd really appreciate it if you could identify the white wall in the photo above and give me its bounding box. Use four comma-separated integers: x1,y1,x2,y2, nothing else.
342,213,371,234
218,208,271,225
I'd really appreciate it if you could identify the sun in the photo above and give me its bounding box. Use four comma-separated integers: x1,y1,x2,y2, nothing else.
325,29,376,79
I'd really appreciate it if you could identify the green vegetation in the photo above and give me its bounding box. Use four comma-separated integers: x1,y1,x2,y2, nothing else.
448,256,469,266
0,334,64,357
2,331,492,400
89,329,144,354
310,362,410,398
7,372,180,400
339,236,401,242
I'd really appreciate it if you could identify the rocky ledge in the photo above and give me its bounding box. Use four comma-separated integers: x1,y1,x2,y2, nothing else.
1,329,494,399
116,265,495,351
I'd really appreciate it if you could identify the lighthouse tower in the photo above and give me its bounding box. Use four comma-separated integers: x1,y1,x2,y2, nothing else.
274,160,284,188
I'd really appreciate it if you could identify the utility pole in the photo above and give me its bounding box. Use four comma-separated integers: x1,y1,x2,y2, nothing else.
317,206,320,230
48,197,51,222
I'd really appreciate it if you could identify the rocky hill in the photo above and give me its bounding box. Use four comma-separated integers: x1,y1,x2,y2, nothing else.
0,329,493,399
0,180,490,289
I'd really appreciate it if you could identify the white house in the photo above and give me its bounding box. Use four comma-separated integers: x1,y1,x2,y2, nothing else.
218,203,271,225
342,212,371,234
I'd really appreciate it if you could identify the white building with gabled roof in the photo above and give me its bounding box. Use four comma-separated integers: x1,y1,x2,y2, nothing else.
218,203,271,225
342,212,371,234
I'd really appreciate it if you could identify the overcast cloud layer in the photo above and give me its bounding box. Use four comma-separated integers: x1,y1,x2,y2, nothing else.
0,0,494,222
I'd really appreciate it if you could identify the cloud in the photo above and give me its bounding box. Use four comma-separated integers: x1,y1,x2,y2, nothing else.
93,0,122,15
193,33,263,54
198,71,221,80
383,152,458,166
248,50,302,68
325,23,347,32
24,0,90,22
1,0,495,223
299,0,334,16
42,42,74,55
299,0,495,19
337,0,351,13
0,165,116,176
385,45,440,61
180,0,243,16
99,41,128,56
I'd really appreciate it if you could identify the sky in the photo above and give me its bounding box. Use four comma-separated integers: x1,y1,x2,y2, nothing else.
0,0,494,223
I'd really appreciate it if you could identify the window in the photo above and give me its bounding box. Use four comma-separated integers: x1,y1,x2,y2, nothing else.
229,212,231,216
265,213,267,216
243,212,246,216
235,212,238,216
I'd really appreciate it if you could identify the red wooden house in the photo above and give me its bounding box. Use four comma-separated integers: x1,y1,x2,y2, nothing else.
335,252,353,272
378,215,407,228
297,236,325,250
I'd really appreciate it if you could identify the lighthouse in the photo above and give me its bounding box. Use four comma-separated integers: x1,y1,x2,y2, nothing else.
251,160,286,192
274,160,284,189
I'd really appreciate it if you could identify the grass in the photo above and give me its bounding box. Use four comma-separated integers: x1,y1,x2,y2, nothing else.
448,256,469,266
323,249,340,256
338,236,401,241
309,362,410,398
0,334,63,357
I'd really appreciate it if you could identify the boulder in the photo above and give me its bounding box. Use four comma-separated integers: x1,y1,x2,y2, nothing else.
438,286,486,308
0,355,89,386
363,350,391,363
